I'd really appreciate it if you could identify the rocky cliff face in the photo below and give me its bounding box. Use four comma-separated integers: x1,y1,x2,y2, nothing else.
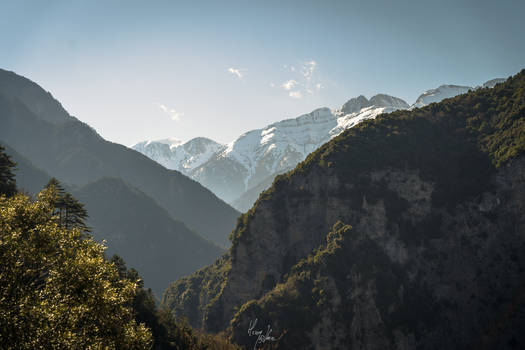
226,158,525,349
163,70,525,349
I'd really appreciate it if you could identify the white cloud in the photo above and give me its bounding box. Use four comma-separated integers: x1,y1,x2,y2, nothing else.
289,91,303,99
228,67,246,79
301,60,317,81
280,59,323,99
157,103,183,121
270,82,275,88
281,79,298,90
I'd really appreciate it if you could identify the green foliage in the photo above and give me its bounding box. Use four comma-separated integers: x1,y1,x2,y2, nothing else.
162,254,233,331
0,145,17,197
0,188,152,349
0,182,238,349
228,222,353,347
74,177,224,297
112,255,240,350
45,178,90,233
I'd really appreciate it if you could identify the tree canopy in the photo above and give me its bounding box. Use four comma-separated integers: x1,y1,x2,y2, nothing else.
45,178,90,233
0,187,152,349
0,145,16,197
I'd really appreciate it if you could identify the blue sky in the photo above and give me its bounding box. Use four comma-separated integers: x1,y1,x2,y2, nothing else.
1,0,524,145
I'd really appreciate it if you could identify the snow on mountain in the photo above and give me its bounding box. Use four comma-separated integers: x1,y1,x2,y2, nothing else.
410,85,472,109
155,137,183,147
134,77,504,211
219,107,336,188
331,95,409,137
189,95,408,206
340,94,408,114
410,78,505,110
481,78,506,88
132,137,225,174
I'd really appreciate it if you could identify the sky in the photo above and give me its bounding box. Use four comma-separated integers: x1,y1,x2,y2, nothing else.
1,0,524,146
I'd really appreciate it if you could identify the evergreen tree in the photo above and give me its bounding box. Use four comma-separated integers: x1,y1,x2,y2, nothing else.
0,145,16,197
62,192,89,231
45,177,90,233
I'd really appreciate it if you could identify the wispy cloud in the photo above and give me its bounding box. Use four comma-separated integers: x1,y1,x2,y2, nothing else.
281,79,298,90
289,91,303,99
301,60,317,82
280,60,323,99
228,67,246,79
157,103,183,121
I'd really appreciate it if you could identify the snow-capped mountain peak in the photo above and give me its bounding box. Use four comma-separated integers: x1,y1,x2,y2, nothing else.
369,94,410,110
132,137,224,173
338,94,409,115
340,95,370,115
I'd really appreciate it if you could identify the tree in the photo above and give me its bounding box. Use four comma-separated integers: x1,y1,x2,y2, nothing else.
109,254,241,350
45,177,90,232
0,187,152,349
0,145,16,197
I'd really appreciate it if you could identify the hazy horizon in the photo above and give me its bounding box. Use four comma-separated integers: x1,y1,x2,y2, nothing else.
1,0,524,146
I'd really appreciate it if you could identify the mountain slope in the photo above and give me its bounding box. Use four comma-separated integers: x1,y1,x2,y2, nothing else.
73,178,224,297
1,139,224,296
0,69,70,124
0,68,239,247
0,142,51,195
163,70,525,349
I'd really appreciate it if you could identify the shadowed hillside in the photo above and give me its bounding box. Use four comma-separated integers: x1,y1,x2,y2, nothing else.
0,68,239,247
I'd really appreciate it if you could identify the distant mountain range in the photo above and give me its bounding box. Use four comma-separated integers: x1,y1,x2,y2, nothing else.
134,78,505,211
0,68,238,296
